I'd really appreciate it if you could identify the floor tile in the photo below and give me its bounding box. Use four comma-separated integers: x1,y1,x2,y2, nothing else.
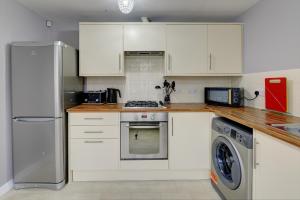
0,180,220,200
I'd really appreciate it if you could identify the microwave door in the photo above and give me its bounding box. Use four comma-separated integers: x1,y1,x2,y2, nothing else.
206,88,229,105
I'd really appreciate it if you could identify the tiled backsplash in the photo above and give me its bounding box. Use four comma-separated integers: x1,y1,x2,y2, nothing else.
232,68,300,117
86,57,300,117
86,56,233,103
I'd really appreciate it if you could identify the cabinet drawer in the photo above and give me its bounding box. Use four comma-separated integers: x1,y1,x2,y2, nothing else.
69,112,119,126
70,139,120,170
70,126,119,139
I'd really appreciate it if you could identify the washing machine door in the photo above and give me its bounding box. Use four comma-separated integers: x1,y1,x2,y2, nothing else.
212,136,242,190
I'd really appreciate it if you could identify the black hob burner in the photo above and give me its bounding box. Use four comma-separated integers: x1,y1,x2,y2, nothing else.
125,101,159,108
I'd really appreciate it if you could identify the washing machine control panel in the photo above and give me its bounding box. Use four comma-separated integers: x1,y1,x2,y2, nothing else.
213,118,253,149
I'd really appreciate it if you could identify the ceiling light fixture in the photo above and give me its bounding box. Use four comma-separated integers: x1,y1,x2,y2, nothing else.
118,0,134,14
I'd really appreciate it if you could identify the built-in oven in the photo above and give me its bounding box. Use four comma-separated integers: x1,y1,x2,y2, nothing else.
120,112,168,160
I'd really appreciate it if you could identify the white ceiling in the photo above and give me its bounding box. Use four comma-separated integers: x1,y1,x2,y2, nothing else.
16,0,260,22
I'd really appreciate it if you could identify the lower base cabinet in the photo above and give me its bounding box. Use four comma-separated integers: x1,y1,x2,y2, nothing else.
168,112,211,171
70,139,120,170
253,130,300,199
69,111,212,181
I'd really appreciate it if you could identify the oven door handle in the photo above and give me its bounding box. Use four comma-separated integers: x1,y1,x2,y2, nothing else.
125,125,162,129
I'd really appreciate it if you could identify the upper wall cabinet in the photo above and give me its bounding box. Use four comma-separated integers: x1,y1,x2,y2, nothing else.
79,23,243,76
124,25,166,51
165,25,208,76
207,25,243,74
79,24,124,76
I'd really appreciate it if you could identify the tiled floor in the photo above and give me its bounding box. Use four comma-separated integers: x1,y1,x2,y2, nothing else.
1,180,220,200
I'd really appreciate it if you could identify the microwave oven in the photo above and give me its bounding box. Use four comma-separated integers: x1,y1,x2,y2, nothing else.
205,87,244,107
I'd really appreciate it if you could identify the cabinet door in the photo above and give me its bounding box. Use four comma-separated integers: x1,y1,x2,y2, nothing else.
169,112,211,170
79,24,124,76
165,25,208,75
124,25,165,51
253,130,300,199
71,139,120,170
208,25,242,74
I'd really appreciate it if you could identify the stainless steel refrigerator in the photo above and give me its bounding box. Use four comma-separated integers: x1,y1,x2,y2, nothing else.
11,41,83,190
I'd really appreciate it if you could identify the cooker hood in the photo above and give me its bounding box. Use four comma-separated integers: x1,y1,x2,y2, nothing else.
125,51,164,56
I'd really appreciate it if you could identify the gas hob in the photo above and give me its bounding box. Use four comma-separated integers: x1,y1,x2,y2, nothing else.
124,101,162,109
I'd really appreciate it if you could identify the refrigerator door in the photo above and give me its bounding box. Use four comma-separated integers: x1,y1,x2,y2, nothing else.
12,117,65,186
11,43,63,118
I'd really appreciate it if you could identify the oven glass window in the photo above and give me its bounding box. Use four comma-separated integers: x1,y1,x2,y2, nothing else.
129,127,160,155
208,90,228,103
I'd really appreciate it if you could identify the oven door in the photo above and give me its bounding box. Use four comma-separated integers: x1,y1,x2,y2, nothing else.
121,122,168,160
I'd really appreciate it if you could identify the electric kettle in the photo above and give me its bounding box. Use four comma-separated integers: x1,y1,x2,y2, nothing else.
107,88,121,104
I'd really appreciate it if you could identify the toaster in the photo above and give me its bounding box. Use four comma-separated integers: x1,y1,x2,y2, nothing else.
82,91,107,104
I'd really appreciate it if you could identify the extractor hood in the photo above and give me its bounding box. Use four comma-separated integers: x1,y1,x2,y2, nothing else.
125,51,164,56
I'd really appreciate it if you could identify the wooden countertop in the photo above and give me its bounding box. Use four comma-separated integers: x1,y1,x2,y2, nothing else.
67,103,300,147
67,103,211,113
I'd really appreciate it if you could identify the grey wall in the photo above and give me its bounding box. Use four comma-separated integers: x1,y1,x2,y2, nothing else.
0,0,50,187
236,0,300,73
48,19,79,48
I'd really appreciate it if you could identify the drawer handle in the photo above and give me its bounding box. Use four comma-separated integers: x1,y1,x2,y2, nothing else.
84,131,104,134
84,118,104,120
84,141,103,144
125,125,161,129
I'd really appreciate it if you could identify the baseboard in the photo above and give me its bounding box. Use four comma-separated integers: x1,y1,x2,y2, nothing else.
0,180,13,197
72,170,210,182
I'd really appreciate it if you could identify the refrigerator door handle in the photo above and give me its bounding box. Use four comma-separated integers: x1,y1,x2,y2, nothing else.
14,118,56,123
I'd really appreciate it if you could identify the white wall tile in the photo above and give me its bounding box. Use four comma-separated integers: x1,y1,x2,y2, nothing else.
86,56,233,103
232,68,300,117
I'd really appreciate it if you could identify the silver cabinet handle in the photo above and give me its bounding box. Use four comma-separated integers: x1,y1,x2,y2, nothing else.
84,131,104,134
172,117,174,136
254,138,259,169
119,53,122,72
209,53,212,70
168,54,171,71
14,118,55,123
84,141,103,144
84,118,104,120
126,125,161,129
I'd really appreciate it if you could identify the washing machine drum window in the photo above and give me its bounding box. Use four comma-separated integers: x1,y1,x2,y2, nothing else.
212,136,242,190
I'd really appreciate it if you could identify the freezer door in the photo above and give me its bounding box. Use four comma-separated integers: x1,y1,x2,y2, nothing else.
12,118,65,184
11,44,63,117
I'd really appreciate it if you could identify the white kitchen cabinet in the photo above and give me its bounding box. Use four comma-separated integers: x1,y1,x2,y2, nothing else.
71,139,119,170
168,112,211,170
69,112,120,126
70,126,120,139
69,112,120,180
253,130,300,199
165,25,208,76
124,25,166,51
207,25,242,74
79,24,124,76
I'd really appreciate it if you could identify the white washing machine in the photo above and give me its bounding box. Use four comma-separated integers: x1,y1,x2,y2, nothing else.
211,117,253,200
